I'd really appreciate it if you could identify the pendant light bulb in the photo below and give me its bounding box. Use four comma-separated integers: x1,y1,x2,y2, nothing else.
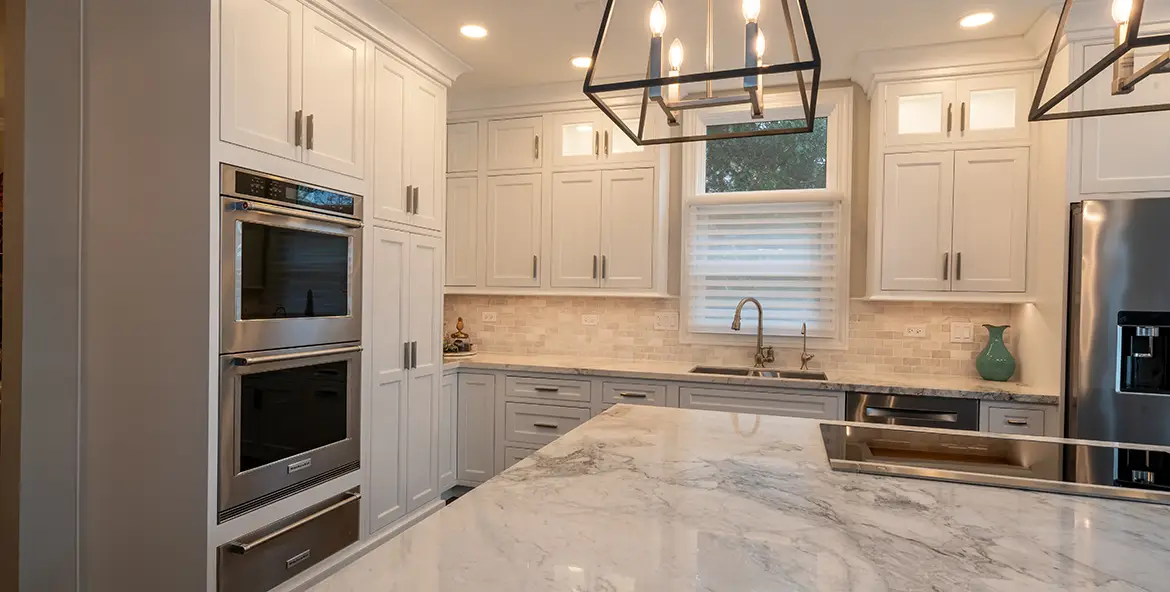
1112,0,1133,24
755,29,766,59
743,0,761,23
649,1,667,37
669,38,684,70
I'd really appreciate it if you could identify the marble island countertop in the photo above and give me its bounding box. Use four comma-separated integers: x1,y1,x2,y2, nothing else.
312,406,1167,591
443,352,1059,404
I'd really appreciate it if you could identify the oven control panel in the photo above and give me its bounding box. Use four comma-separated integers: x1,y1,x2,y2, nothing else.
222,165,358,217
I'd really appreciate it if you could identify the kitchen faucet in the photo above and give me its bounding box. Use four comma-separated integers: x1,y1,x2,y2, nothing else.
732,297,775,368
800,322,815,370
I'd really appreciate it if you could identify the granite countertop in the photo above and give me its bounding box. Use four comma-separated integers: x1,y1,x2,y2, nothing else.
312,406,1167,591
443,352,1059,404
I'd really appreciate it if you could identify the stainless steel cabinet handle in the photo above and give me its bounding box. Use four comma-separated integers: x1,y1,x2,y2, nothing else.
943,252,950,281
404,342,410,369
230,200,362,228
411,341,418,369
1005,418,1030,426
956,252,963,281
618,392,648,399
533,255,538,279
594,131,600,156
413,187,420,215
231,345,362,366
593,255,599,279
306,113,315,150
405,185,414,213
865,407,959,423
946,103,953,135
533,422,560,429
601,255,608,280
960,102,967,134
604,131,610,155
295,110,304,147
534,135,540,160
227,492,361,554
533,386,560,393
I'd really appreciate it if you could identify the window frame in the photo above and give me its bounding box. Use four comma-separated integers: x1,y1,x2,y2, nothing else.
679,86,853,349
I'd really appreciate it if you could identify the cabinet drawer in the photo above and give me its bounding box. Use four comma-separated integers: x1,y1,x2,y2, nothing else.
986,406,1046,436
217,490,360,592
504,446,540,470
680,387,843,420
505,402,590,446
602,381,667,406
505,375,592,405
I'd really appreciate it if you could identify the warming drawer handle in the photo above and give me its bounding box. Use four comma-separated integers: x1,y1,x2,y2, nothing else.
229,200,363,229
864,406,959,423
227,492,361,555
231,345,362,366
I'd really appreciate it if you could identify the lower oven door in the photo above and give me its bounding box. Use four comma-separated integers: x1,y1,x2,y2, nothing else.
219,343,361,522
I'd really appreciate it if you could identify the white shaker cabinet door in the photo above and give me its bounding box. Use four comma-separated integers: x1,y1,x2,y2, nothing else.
601,168,655,290
438,375,457,492
549,111,601,168
487,116,543,171
444,177,479,287
372,49,410,225
405,234,442,512
406,77,445,232
884,80,957,148
220,0,303,161
447,122,479,173
301,8,366,178
550,171,603,289
369,227,410,533
601,107,655,164
457,373,496,483
954,72,1033,144
951,148,1029,293
880,151,955,292
485,174,542,287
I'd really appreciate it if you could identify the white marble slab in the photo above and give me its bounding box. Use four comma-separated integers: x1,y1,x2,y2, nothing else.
311,406,1166,591
443,352,1059,404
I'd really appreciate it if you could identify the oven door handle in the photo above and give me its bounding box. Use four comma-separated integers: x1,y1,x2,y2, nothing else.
864,406,959,423
230,200,363,229
231,345,362,366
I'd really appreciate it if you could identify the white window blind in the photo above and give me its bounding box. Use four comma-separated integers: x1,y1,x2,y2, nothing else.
687,200,841,338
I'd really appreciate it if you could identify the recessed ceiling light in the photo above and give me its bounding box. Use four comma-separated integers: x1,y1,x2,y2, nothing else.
571,56,593,69
460,24,487,39
959,12,995,29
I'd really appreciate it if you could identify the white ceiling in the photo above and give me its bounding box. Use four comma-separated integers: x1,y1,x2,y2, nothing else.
382,0,1054,93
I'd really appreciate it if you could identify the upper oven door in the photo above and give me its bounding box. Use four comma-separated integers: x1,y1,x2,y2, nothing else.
221,197,363,354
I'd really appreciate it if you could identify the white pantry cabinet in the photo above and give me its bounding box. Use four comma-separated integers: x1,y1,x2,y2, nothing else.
457,373,496,484
372,48,444,231
883,72,1032,149
880,148,1029,294
487,116,543,171
221,0,366,178
439,374,457,492
369,228,444,533
485,174,542,288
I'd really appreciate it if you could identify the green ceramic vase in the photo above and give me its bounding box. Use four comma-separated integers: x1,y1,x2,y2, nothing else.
976,324,1016,382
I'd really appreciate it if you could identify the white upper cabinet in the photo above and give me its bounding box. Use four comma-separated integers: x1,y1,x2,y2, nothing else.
220,0,303,161
447,122,479,173
301,8,366,178
487,116,543,171
445,177,478,287
551,111,601,168
600,168,655,289
601,107,655,164
485,174,542,287
951,148,1029,293
1078,41,1170,195
884,74,1031,149
372,49,410,224
550,171,603,288
881,152,955,292
406,76,445,231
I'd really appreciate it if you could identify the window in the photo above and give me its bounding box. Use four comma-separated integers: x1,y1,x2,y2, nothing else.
681,88,852,347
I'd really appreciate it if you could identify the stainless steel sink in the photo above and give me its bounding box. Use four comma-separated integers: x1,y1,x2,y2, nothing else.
689,366,828,381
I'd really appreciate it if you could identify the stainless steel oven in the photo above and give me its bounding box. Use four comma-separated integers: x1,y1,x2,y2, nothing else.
220,164,363,354
218,343,361,522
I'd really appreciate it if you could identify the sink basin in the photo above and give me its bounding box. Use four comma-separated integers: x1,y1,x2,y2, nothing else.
688,366,828,381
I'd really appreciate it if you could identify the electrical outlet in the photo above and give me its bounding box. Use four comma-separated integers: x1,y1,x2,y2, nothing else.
582,314,600,326
482,312,498,323
904,324,927,338
654,311,679,331
952,322,975,344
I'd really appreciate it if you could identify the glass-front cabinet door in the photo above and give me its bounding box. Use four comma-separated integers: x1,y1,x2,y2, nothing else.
602,107,655,164
551,111,601,167
955,72,1033,144
884,80,957,147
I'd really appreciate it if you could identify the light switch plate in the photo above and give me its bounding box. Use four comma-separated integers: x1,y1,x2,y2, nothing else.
582,314,600,326
904,324,927,338
482,312,498,323
654,312,679,331
952,322,975,344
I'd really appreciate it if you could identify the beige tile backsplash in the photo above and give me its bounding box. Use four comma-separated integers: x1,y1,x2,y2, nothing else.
445,295,1016,379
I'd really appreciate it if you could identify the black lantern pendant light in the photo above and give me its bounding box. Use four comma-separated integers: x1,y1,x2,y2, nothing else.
1032,0,1170,121
583,0,822,145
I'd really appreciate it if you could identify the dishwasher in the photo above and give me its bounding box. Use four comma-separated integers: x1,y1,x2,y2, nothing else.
845,393,980,431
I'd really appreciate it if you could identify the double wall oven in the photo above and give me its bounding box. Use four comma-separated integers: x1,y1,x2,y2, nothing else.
218,165,363,522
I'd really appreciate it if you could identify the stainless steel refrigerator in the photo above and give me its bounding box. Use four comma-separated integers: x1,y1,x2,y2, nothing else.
1068,198,1170,490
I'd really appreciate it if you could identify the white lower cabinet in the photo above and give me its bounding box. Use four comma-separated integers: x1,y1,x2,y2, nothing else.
504,403,590,447
679,386,844,420
504,446,540,470
438,374,457,492
980,401,1059,437
369,227,443,533
457,373,496,484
